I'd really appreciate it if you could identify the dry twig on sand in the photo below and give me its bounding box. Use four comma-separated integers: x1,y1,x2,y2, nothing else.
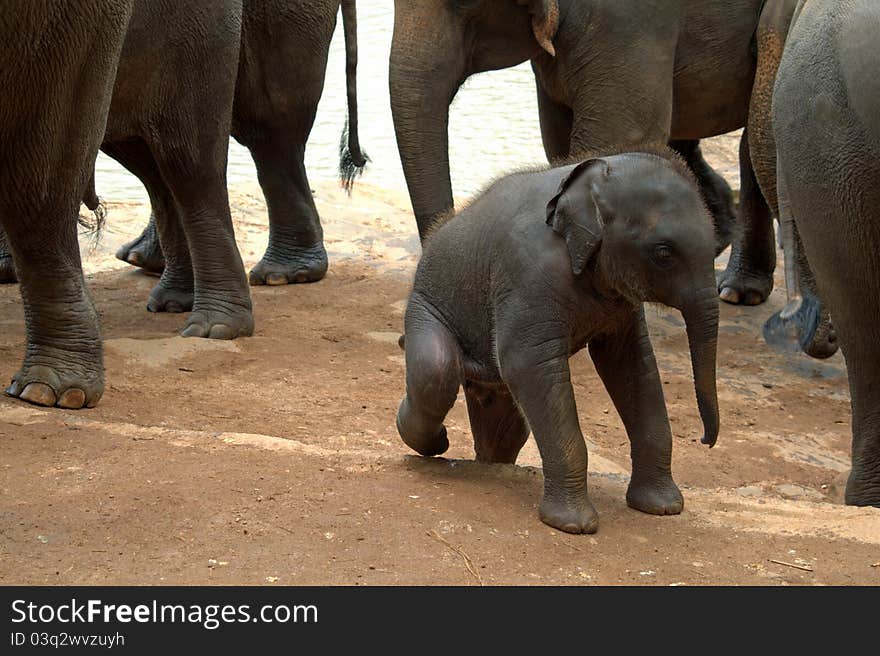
768,559,813,572
427,530,483,586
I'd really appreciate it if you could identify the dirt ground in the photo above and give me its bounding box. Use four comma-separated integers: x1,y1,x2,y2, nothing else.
2,138,879,586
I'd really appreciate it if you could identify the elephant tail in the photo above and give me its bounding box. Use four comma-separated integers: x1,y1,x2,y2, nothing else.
78,167,106,247
339,0,368,193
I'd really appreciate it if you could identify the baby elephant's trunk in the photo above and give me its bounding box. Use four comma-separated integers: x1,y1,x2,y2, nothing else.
682,289,720,447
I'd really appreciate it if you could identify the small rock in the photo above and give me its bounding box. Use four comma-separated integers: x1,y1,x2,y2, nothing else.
735,485,764,498
36,535,49,544
773,483,824,501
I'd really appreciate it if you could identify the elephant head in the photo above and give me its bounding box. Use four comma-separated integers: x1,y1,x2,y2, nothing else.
546,153,721,447
390,0,560,238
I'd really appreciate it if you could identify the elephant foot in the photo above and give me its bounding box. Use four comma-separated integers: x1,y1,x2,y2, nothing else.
249,244,328,286
0,254,17,283
539,488,599,535
181,303,254,340
626,476,684,515
718,254,774,306
844,470,880,508
6,363,102,410
115,224,165,274
147,278,194,314
396,398,450,457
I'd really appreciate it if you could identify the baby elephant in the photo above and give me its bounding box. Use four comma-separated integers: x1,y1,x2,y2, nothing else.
397,151,720,534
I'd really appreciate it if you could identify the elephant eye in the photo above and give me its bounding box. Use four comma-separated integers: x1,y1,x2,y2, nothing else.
652,244,675,268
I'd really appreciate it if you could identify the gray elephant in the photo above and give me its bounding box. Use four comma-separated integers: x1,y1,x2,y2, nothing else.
397,149,720,533
5,0,253,409
108,0,364,288
0,0,366,292
390,0,792,274
0,0,134,408
747,0,837,361
97,0,255,348
768,0,880,506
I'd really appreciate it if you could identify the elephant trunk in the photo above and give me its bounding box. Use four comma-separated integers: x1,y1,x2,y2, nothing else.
682,289,720,447
389,4,464,240
339,0,368,191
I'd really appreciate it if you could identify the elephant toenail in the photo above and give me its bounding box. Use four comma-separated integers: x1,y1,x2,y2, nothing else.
20,382,57,407
266,273,288,286
58,388,87,409
181,324,208,338
719,287,740,304
208,324,235,340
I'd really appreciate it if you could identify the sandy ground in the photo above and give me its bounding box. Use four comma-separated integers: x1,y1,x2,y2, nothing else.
2,137,879,586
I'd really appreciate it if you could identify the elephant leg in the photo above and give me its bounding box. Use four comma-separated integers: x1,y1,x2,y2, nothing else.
497,327,597,534
246,137,327,286
669,139,736,256
103,141,194,313
535,77,573,163
718,129,776,305
464,382,530,464
150,136,253,340
0,1,131,409
554,12,676,157
232,0,337,284
0,225,16,283
2,205,104,409
844,343,880,507
114,212,165,274
396,308,461,457
588,310,683,515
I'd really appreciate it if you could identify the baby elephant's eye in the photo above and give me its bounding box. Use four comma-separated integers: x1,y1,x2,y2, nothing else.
652,244,675,268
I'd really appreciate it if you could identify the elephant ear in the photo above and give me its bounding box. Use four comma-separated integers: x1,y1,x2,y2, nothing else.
546,158,611,277
516,0,559,56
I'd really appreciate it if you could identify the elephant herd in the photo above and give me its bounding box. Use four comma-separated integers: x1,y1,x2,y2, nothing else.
0,0,877,533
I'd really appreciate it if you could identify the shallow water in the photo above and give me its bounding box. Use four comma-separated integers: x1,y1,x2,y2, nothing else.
94,0,546,204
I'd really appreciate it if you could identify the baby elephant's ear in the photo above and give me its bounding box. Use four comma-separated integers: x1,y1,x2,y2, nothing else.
546,158,610,276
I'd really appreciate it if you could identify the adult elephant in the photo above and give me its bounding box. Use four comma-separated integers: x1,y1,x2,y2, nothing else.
744,0,837,360
97,0,254,341
0,0,367,291
770,0,880,506
390,0,790,280
0,0,134,408
4,0,257,409
113,0,366,287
